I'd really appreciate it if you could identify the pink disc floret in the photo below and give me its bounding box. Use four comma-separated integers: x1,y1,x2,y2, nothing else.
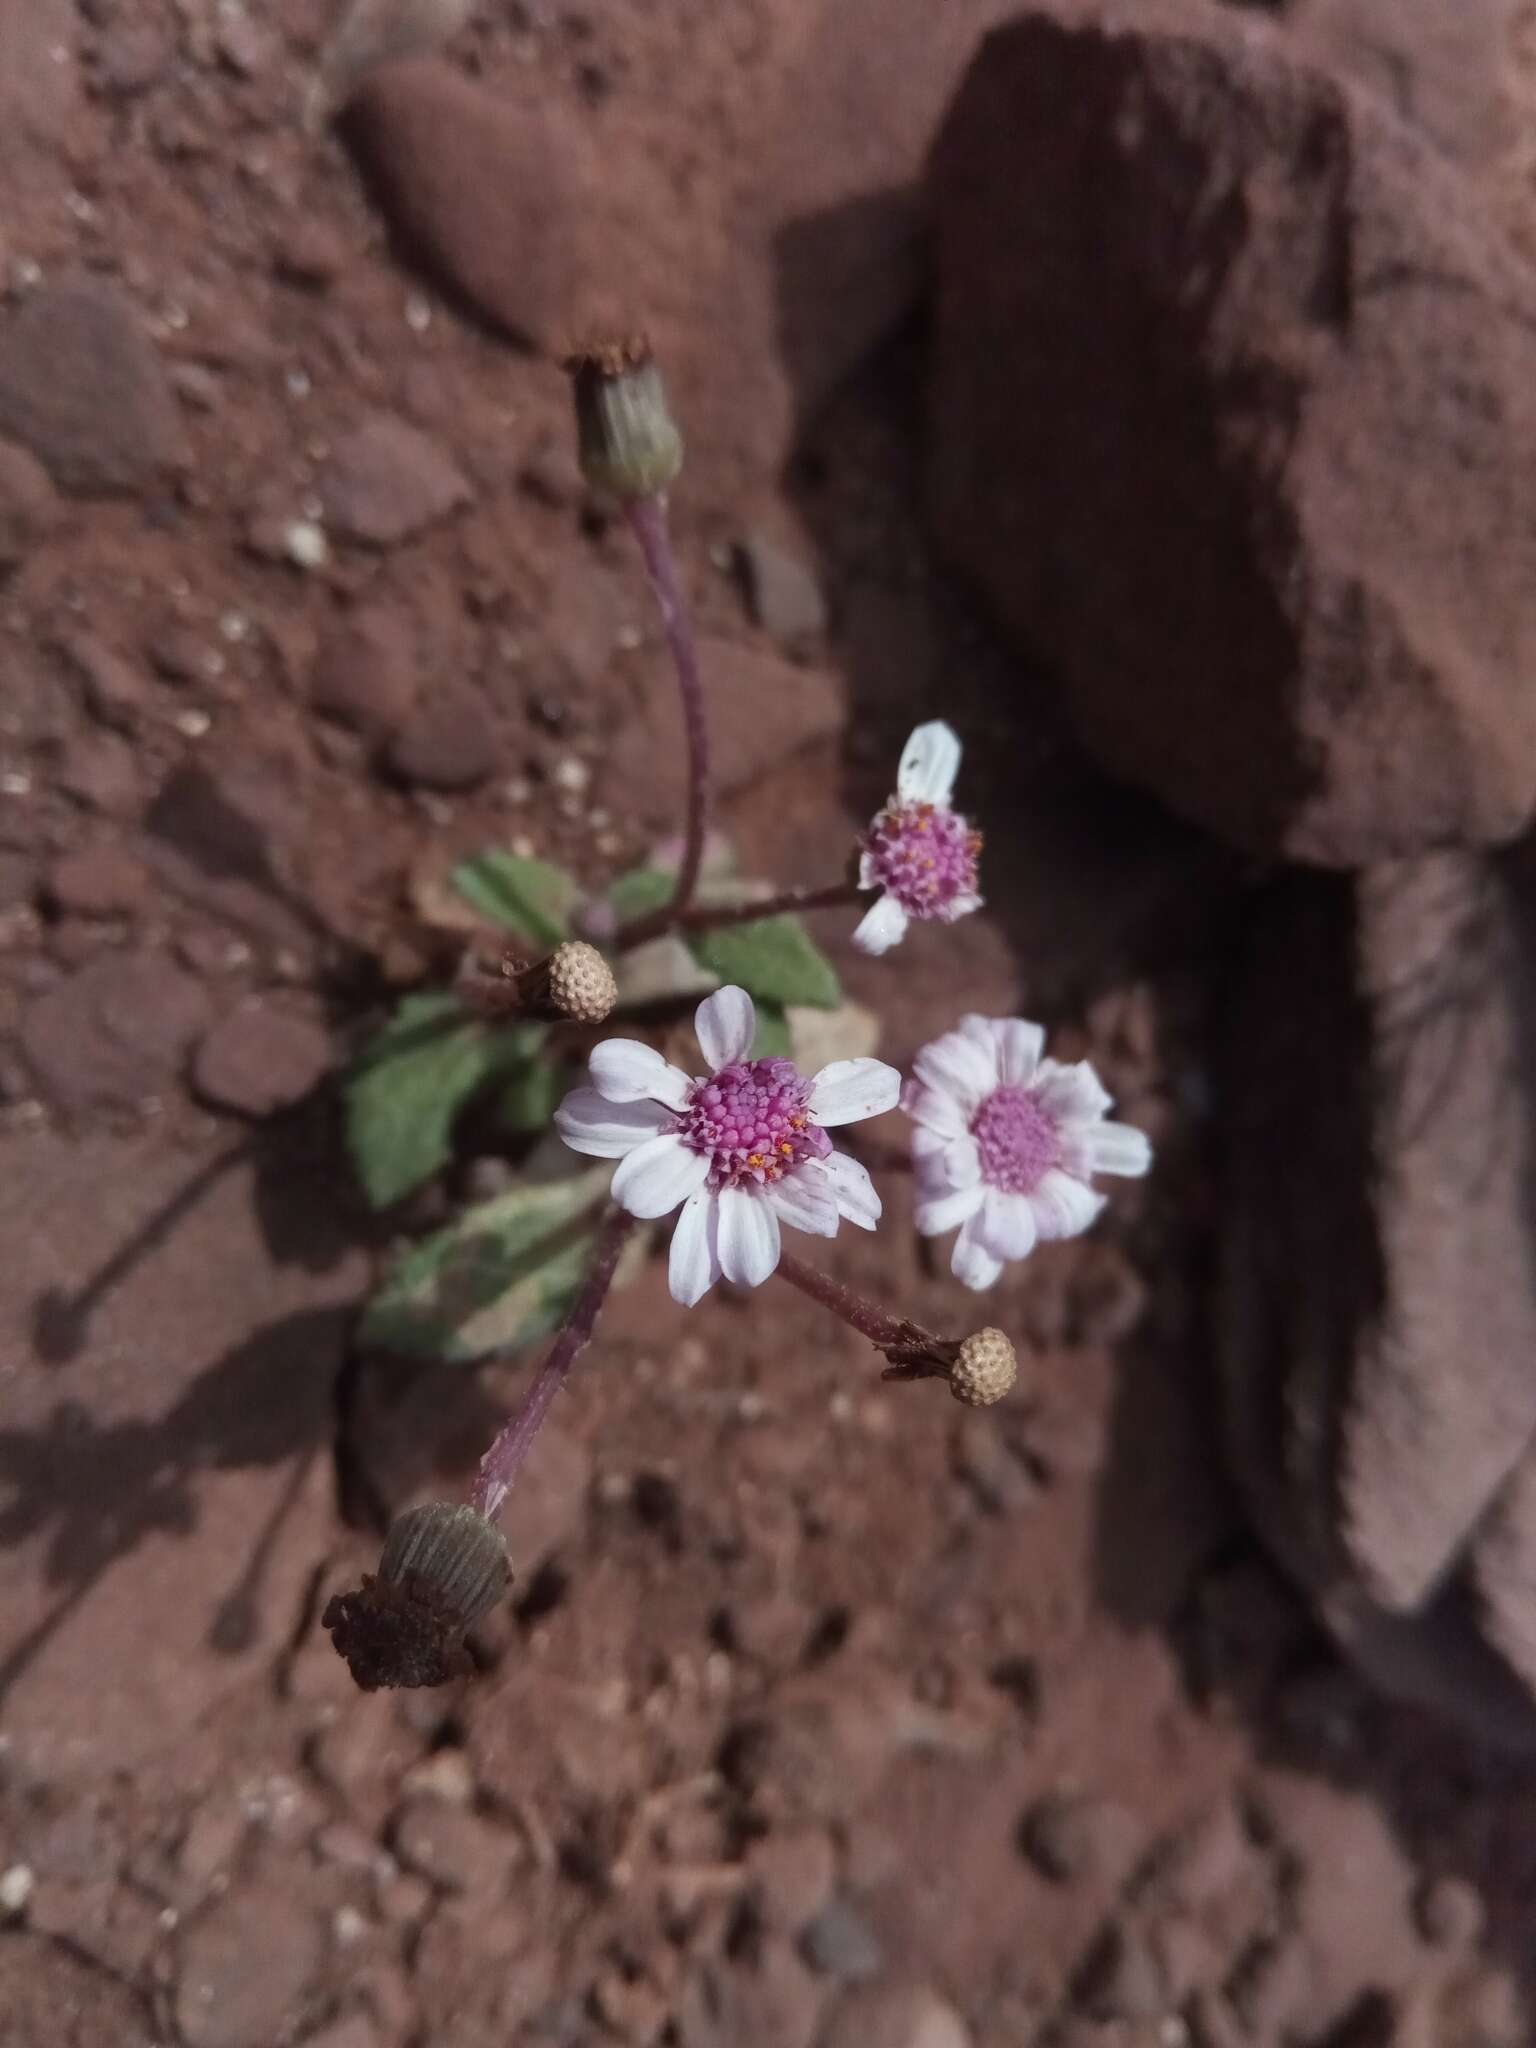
677,1056,832,1190
972,1085,1061,1195
863,800,981,920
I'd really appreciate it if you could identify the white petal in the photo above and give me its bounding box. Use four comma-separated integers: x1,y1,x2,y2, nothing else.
952,1214,1004,1292
716,1185,782,1287
611,1134,710,1219
947,1131,984,1186
915,1182,985,1236
896,721,961,805
851,893,909,957
1028,1168,1107,1242
764,1162,840,1238
808,1057,902,1126
937,891,983,923
992,1019,1046,1087
912,1028,998,1113
978,1189,1038,1262
1088,1121,1152,1178
902,1082,967,1138
668,1187,720,1306
858,849,880,890
590,1039,693,1108
822,1151,881,1230
1033,1059,1113,1129
555,1087,673,1159
695,985,755,1070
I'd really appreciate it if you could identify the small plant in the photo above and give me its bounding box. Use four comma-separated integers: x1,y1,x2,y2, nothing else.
326,341,1151,1689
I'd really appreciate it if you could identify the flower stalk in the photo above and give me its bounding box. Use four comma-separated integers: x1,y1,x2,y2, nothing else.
469,1206,637,1520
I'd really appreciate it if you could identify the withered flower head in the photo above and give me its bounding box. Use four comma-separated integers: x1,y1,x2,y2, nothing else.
565,336,683,500
323,1502,512,1692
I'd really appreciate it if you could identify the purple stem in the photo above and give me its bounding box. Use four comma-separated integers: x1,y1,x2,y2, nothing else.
674,878,864,938
622,493,710,945
774,1250,938,1355
470,1208,636,1521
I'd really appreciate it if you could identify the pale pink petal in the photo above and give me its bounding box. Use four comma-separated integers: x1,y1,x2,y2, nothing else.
952,1214,1004,1291
822,1151,881,1230
610,1134,710,1219
1088,1121,1152,1177
851,893,909,957
858,849,880,890
590,1038,693,1108
1028,1168,1107,1242
1033,1059,1113,1129
807,1057,902,1126
694,985,755,1070
992,1019,1046,1087
928,1131,981,1192
912,1028,998,1112
915,1182,985,1236
668,1187,720,1306
716,1185,782,1286
896,721,961,806
978,1188,1038,1262
902,1081,967,1139
764,1162,840,1238
555,1087,673,1159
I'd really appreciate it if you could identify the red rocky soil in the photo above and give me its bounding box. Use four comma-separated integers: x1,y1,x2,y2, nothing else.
1,3,1535,2046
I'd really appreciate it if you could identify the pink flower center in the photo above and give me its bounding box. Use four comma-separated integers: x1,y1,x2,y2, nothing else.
678,1057,831,1191
863,800,981,919
971,1085,1060,1195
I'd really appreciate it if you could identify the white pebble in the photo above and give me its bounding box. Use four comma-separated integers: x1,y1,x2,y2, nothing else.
552,756,591,796
174,708,212,738
283,519,329,570
0,1866,33,1918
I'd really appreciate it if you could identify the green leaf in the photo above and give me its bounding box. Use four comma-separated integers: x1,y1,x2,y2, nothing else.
690,915,841,1010
345,997,533,1210
606,865,675,923
359,1167,612,1362
452,849,579,949
750,1000,793,1058
499,1051,572,1134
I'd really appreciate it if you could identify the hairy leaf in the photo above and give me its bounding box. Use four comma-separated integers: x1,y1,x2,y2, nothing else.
453,849,579,949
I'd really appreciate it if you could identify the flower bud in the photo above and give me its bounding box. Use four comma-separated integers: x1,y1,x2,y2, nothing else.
323,1501,512,1692
566,338,683,500
949,1328,1018,1408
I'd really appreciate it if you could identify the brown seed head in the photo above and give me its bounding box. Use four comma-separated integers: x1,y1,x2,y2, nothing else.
950,1328,1018,1408
547,940,618,1025
323,1502,512,1691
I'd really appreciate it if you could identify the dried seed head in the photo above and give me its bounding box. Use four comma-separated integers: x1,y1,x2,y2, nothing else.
950,1328,1018,1408
547,940,618,1024
323,1502,512,1692
565,337,683,500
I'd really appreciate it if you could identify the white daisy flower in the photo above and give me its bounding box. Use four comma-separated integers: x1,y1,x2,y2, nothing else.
852,720,984,957
905,1015,1151,1290
555,986,901,1306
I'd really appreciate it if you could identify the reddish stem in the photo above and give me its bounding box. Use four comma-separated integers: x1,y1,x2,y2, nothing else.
774,1250,939,1356
620,493,710,946
470,1208,635,1520
673,878,864,938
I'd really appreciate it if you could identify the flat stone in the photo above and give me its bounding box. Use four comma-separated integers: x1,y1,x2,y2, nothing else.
0,279,187,495
175,1886,323,2048
390,1797,515,1896
45,845,150,917
317,413,470,547
309,604,419,738
0,1126,365,1780
798,1894,885,1982
820,1984,973,2048
0,435,60,568
191,1000,333,1117
737,532,827,647
20,950,210,1114
385,682,496,790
